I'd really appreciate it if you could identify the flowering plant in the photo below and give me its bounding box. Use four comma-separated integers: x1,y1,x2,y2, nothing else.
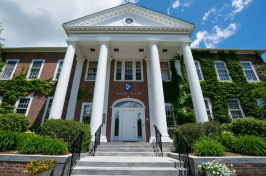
198,160,236,176
25,159,56,175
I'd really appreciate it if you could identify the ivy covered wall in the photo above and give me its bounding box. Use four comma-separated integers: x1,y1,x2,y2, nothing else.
163,51,266,125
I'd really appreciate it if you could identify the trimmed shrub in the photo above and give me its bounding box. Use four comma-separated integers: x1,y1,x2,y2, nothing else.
194,136,225,156
232,135,266,156
221,123,231,132
40,119,92,152
216,131,235,152
230,117,266,137
18,135,68,155
0,130,16,152
177,121,222,144
0,113,30,132
29,124,41,134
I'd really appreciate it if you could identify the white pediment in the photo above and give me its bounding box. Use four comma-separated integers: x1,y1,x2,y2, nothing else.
63,3,195,34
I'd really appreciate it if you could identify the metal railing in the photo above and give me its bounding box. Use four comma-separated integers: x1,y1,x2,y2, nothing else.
153,125,163,157
90,124,103,156
174,132,194,176
67,131,85,176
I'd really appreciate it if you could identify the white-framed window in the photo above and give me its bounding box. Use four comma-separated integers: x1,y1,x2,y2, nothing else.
165,104,175,129
204,98,213,121
240,61,259,82
15,97,33,116
228,99,245,119
41,97,53,125
194,61,204,80
27,59,45,80
53,60,63,81
215,61,231,81
80,103,92,123
85,61,98,81
0,96,3,104
160,62,170,81
114,60,143,81
256,98,265,108
0,59,19,80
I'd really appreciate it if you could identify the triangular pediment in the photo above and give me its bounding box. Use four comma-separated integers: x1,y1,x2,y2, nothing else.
63,3,195,35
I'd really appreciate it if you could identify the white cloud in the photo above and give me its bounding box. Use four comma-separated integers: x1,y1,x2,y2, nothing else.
191,23,239,48
167,7,171,15
232,0,252,13
203,8,216,21
183,2,192,7
0,0,130,47
172,0,181,9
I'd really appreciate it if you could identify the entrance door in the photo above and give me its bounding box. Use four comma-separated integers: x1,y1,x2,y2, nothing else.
121,110,136,141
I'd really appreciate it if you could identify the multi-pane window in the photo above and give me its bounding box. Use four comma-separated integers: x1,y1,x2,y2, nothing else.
204,98,213,121
15,97,32,116
1,60,19,80
125,61,133,80
115,61,143,81
81,103,92,123
228,99,245,119
256,98,265,108
54,60,63,80
160,62,170,81
116,61,122,80
165,104,175,129
195,61,204,80
28,60,44,79
240,62,259,82
86,61,98,80
215,61,231,81
42,97,53,124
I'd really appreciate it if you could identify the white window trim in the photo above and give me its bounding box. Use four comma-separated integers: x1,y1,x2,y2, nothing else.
204,97,213,118
53,60,63,81
228,99,245,119
240,61,260,82
194,60,204,80
84,60,98,81
27,59,45,80
0,59,19,80
165,103,175,129
160,61,171,82
114,60,144,82
80,102,93,122
0,96,3,104
215,61,232,82
41,97,53,125
15,96,33,116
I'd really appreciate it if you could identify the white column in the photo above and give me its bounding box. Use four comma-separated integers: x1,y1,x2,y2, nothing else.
65,58,85,120
182,43,209,123
90,42,109,139
49,42,76,119
149,42,171,142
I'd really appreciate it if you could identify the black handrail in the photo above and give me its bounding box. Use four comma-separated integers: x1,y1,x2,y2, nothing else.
90,124,103,156
174,132,194,176
67,131,85,176
153,125,163,157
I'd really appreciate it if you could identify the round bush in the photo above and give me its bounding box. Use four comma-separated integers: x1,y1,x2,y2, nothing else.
232,135,266,156
0,130,16,152
230,117,266,137
40,119,92,152
0,113,30,132
194,136,225,156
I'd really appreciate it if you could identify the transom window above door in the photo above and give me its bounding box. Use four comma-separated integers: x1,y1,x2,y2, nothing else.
114,101,143,108
115,60,143,81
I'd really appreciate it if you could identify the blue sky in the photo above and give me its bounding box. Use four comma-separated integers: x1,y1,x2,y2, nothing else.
0,0,265,61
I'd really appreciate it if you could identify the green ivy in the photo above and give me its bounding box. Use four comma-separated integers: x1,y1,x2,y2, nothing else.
0,68,54,114
77,87,93,100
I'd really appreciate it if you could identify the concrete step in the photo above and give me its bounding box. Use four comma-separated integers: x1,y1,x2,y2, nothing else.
96,148,171,152
94,152,170,157
71,166,187,175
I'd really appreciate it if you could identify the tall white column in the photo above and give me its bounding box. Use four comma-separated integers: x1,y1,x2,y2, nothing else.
90,42,109,139
149,42,171,142
182,43,209,123
65,58,85,120
49,42,76,119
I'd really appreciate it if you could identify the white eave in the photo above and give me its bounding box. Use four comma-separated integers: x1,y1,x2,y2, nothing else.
191,48,266,55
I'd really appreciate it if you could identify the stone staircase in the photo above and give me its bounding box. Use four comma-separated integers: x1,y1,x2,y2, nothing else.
71,142,187,176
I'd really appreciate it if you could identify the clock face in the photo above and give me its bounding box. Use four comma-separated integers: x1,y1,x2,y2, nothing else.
125,18,133,24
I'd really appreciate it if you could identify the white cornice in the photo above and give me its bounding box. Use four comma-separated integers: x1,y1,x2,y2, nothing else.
1,47,67,52
191,48,266,55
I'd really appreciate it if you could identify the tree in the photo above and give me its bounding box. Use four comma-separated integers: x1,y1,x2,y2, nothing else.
0,23,5,72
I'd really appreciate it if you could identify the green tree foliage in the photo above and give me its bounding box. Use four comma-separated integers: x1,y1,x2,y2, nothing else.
0,23,6,72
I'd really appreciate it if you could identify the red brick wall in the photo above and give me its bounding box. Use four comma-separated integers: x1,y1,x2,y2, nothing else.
106,60,150,142
0,161,27,176
234,163,266,176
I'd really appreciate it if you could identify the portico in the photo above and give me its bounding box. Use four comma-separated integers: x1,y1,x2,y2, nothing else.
48,3,209,142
